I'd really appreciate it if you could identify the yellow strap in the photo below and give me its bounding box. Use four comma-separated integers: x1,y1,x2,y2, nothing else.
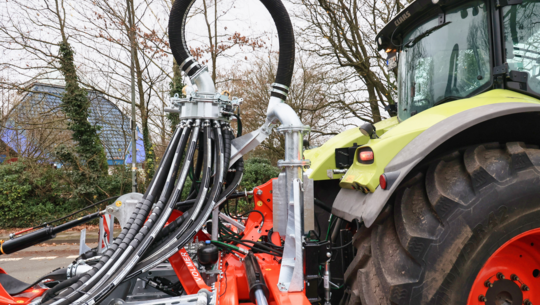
0,240,5,255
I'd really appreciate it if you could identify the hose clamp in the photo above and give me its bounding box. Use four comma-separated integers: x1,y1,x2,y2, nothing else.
272,83,290,91
184,62,200,76
271,88,289,98
179,56,195,70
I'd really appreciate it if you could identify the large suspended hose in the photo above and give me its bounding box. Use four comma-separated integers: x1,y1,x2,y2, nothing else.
169,0,294,96
42,0,295,302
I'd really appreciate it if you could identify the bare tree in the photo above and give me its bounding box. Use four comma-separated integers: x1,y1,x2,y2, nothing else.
293,0,410,122
222,52,355,164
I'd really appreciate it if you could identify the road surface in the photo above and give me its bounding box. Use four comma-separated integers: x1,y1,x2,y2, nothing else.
0,243,97,283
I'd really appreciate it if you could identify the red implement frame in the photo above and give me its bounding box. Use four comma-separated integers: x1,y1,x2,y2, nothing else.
0,178,312,305
216,179,311,305
0,267,48,305
166,210,212,294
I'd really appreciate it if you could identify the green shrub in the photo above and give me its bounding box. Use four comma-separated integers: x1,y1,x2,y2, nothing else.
0,160,76,227
0,159,142,228
226,157,280,215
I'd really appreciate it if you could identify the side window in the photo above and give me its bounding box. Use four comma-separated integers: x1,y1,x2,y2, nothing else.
503,1,540,92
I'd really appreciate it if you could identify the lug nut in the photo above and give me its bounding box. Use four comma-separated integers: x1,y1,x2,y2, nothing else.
479,295,487,302
497,272,505,280
511,274,520,281
524,299,532,305
522,284,530,291
484,280,493,288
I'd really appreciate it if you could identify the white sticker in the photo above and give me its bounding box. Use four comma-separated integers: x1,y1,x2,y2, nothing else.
324,275,329,289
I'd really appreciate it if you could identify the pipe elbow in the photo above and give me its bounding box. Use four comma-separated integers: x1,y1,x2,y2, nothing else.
265,96,303,128
191,67,216,94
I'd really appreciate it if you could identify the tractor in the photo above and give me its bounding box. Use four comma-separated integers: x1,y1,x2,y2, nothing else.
1,0,540,303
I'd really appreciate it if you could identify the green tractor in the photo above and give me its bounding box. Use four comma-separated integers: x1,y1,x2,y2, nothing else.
306,0,540,303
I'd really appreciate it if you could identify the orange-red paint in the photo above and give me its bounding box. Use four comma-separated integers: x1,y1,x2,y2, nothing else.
216,178,311,305
468,227,540,304
0,281,48,305
166,210,212,294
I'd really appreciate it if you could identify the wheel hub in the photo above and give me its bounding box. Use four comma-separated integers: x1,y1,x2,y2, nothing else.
468,228,540,305
485,279,522,305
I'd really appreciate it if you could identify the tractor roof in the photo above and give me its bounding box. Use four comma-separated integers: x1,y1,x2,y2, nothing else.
375,0,464,51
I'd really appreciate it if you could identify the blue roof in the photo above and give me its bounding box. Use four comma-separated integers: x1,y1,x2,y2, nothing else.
1,83,145,165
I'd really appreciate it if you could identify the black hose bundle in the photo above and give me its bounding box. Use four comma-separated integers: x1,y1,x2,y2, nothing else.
41,0,296,302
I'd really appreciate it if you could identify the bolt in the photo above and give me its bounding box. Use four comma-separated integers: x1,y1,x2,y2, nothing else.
512,274,520,281
326,252,332,258
257,189,263,196
524,300,532,305
497,272,505,280
522,284,530,291
479,295,487,302
484,280,493,288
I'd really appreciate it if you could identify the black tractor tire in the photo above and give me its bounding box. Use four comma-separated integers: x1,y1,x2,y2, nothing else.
342,142,540,305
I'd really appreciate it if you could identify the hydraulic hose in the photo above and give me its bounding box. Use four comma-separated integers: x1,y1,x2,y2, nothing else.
127,121,224,280
1,212,101,255
74,121,199,305
44,124,189,305
133,122,213,268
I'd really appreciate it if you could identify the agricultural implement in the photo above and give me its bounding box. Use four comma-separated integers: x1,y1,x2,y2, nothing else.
3,0,540,303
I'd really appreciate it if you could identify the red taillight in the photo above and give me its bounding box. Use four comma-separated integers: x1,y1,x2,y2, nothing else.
359,151,374,162
380,174,387,190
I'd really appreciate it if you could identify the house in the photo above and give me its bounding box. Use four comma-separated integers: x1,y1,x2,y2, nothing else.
0,83,145,167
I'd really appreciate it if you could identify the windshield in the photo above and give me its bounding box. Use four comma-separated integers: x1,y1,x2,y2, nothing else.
503,0,540,93
397,0,491,121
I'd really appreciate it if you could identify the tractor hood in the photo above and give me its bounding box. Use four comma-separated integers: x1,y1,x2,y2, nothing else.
304,116,399,181
306,89,540,193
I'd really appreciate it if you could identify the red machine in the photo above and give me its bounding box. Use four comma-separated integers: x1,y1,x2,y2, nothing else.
0,178,326,305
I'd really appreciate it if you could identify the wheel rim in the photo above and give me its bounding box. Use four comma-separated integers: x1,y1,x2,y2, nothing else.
468,228,540,305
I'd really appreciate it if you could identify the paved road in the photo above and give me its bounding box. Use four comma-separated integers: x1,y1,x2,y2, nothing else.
0,243,97,283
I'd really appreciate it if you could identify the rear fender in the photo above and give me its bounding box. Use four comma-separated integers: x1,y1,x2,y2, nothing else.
332,94,540,227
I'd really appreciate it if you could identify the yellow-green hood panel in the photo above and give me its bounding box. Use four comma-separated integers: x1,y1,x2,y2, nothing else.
304,116,399,181
305,90,540,191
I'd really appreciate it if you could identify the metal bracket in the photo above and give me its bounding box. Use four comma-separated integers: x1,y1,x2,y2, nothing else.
229,124,272,166
277,179,304,292
79,228,92,255
105,192,143,228
493,63,509,76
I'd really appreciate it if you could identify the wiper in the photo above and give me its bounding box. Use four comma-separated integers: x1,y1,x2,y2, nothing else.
405,22,452,49
434,95,460,106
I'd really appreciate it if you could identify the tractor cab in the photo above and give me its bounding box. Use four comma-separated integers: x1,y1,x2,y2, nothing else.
376,0,540,121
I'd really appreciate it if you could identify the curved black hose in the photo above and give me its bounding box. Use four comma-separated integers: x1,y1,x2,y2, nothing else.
41,274,82,303
229,210,265,228
152,210,190,247
169,0,201,77
133,122,212,268
222,124,233,179
84,123,198,304
44,125,186,305
259,0,295,93
129,121,224,278
267,228,283,249
169,0,295,93
187,135,205,200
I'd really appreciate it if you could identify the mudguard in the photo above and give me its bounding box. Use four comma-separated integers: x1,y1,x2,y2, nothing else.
323,90,540,227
